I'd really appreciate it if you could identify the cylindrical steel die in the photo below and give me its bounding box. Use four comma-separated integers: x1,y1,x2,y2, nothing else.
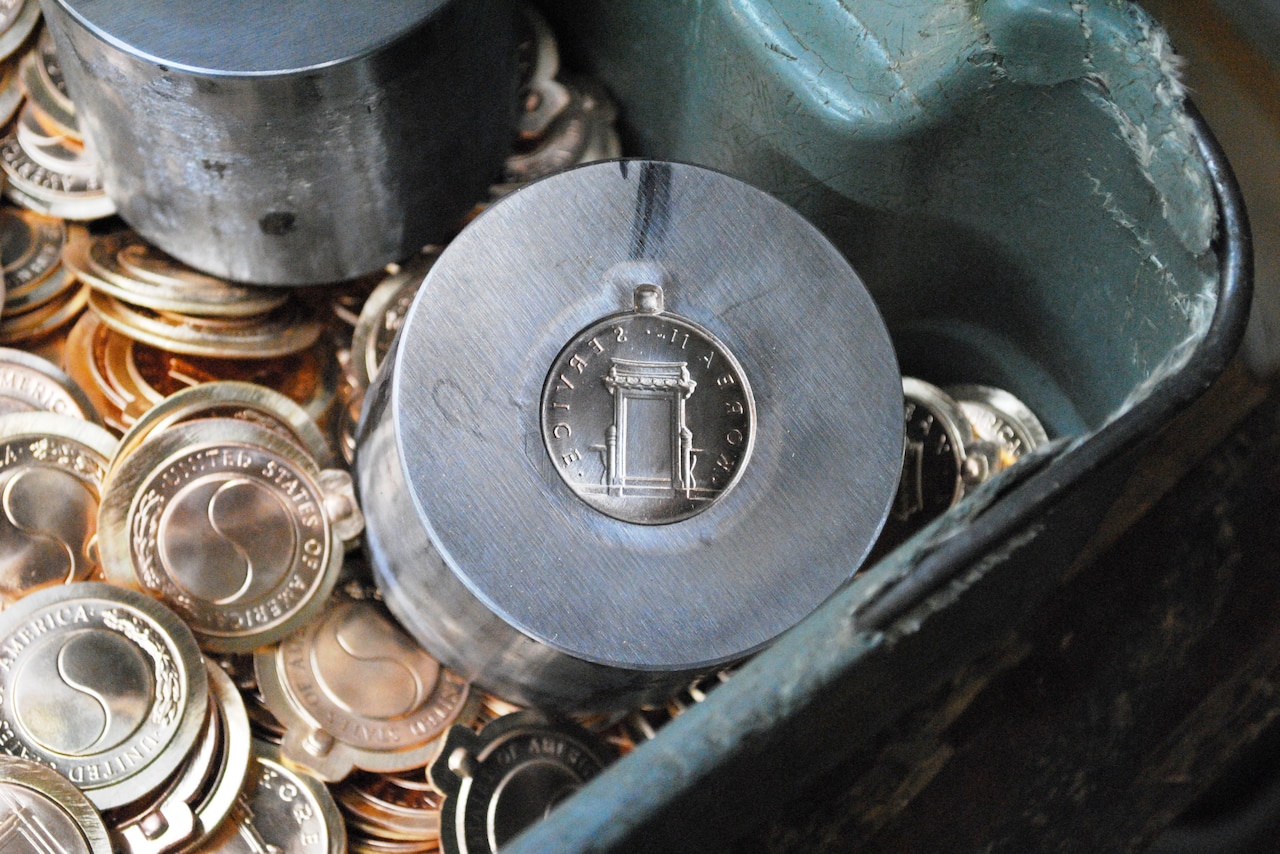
357,160,903,712
39,0,517,285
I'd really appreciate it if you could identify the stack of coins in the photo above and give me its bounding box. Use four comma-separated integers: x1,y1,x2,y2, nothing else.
97,394,363,655
3,26,114,220
0,206,86,359
0,582,250,852
874,377,1050,556
333,250,440,466
62,226,333,433
498,8,621,191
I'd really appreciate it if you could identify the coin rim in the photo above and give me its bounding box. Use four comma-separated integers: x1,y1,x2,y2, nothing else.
0,581,209,811
98,418,346,653
0,752,114,854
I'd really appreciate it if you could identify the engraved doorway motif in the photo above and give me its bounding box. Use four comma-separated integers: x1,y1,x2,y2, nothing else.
541,283,754,525
602,358,696,497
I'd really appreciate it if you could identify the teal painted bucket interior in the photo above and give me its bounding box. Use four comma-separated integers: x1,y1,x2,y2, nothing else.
506,1,1251,850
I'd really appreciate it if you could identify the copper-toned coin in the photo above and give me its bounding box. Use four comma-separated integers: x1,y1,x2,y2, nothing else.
0,582,209,811
336,769,443,843
88,289,323,359
0,753,113,854
0,346,100,422
0,412,116,607
254,594,468,781
65,227,288,317
64,311,140,432
130,338,339,429
99,418,363,653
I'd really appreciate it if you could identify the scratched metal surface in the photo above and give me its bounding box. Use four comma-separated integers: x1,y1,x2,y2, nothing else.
38,0,517,284
503,1,1253,850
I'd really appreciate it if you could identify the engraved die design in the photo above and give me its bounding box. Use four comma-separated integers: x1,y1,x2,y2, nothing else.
541,285,754,525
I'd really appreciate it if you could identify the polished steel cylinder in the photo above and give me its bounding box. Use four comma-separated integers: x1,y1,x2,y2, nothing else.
357,160,903,712
39,0,517,285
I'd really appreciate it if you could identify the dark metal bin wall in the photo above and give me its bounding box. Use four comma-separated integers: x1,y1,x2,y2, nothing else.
507,1,1252,851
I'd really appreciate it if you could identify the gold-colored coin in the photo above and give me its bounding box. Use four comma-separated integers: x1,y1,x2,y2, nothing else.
65,226,289,317
63,310,339,433
0,412,116,607
0,345,101,423
0,753,113,854
110,659,251,854
190,739,346,854
18,39,78,139
107,380,335,489
5,262,74,316
99,418,363,653
88,289,323,358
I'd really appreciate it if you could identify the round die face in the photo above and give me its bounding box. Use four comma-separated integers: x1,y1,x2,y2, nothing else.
541,296,754,525
373,158,903,677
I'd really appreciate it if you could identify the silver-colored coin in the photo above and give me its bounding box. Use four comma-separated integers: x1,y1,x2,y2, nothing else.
0,2,40,68
430,711,612,854
0,133,103,198
0,753,113,854
349,251,437,391
0,347,101,423
189,739,345,854
947,383,1049,472
0,582,209,811
541,283,754,524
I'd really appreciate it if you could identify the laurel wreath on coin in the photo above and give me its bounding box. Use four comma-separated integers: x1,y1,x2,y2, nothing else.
102,608,181,727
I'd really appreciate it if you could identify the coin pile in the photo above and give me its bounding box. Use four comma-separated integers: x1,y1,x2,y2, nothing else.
0,4,1060,853
0,206,85,358
0,583,250,852
3,27,113,220
61,226,333,433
